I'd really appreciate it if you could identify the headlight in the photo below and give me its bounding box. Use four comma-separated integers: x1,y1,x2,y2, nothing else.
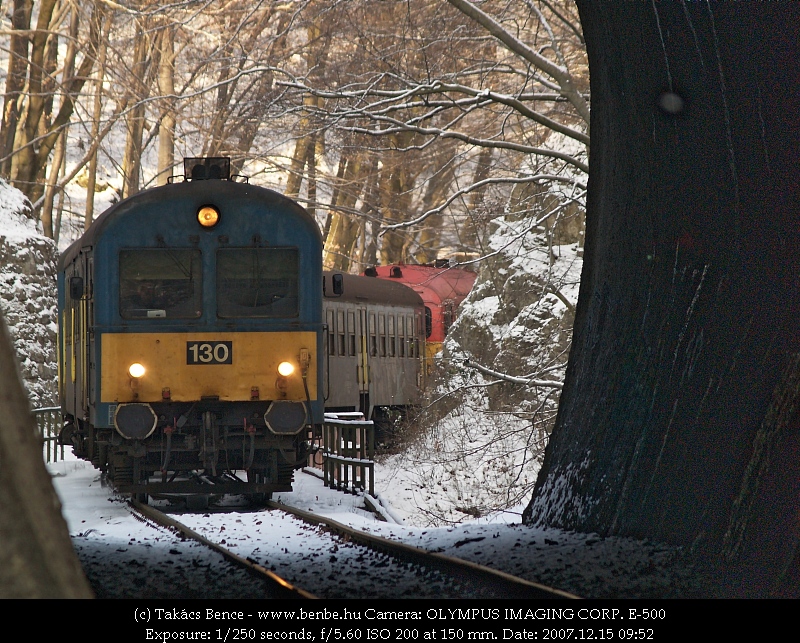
277,361,295,377
197,205,220,228
128,363,146,378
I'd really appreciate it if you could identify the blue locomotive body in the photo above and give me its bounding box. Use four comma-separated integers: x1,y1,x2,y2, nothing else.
58,161,323,502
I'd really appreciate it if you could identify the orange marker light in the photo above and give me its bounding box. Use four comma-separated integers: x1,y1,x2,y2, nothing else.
197,205,220,228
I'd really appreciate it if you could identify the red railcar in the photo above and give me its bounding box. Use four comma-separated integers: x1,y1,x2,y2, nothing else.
363,261,477,360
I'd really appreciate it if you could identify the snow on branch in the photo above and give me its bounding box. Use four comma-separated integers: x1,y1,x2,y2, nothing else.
463,358,564,390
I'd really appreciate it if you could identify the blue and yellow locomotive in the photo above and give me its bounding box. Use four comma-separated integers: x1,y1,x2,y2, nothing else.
58,158,323,503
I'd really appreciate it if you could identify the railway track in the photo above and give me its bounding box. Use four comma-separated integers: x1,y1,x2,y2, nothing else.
131,499,316,599
265,499,577,599
129,498,578,600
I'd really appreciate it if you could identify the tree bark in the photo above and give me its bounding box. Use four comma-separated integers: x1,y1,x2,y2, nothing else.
157,25,176,186
9,1,103,205
414,145,457,264
9,0,58,197
41,5,80,238
40,129,66,239
323,154,366,272
0,311,93,598
285,21,328,200
524,2,800,597
378,133,418,265
121,27,152,199
0,0,33,178
84,12,112,230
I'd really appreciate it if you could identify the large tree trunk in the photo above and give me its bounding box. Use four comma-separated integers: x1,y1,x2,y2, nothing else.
414,143,457,265
0,311,93,598
524,2,800,598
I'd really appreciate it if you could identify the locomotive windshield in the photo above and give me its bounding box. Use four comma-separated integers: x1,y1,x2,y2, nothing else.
216,248,299,318
119,249,202,319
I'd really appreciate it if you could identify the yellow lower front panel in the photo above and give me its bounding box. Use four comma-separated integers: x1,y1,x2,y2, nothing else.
101,331,317,403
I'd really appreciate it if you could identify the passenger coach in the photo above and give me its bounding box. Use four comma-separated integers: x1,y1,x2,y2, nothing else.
322,271,426,423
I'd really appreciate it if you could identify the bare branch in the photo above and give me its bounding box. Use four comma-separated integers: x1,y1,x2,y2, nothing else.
445,0,590,125
463,358,564,390
383,173,586,231
280,79,589,146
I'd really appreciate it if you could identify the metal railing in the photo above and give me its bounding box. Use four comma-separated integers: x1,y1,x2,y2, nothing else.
34,406,65,463
320,413,375,496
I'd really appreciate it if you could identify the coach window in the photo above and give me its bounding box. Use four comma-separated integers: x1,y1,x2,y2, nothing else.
217,248,298,318
120,249,202,319
416,312,423,358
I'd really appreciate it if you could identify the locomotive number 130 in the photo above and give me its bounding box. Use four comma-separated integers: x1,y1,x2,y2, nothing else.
187,341,233,364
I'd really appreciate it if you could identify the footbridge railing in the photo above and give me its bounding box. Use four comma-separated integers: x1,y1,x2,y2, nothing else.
34,406,65,463
319,413,375,497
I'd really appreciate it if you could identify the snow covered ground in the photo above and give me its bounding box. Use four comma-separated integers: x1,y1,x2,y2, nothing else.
48,451,711,599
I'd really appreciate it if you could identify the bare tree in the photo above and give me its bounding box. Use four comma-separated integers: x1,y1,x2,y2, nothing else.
121,19,155,199
40,3,81,238
273,0,588,269
156,24,176,185
0,0,33,178
83,10,113,229
4,0,105,218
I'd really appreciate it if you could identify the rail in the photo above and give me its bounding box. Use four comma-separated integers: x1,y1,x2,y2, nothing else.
321,413,374,496
269,499,579,599
132,499,317,599
34,406,65,463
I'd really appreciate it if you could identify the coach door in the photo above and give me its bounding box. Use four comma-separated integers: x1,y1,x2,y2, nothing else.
357,308,371,415
64,249,92,422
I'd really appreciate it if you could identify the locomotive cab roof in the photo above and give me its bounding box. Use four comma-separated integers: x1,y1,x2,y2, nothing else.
58,177,318,272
